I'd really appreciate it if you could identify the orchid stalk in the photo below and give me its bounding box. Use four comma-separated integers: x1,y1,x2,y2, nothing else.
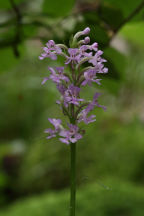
39,27,108,216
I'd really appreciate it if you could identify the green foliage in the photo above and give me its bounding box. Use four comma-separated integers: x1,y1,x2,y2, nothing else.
0,0,23,9
104,47,126,79
0,48,20,73
15,114,144,194
104,0,144,18
121,22,144,46
42,0,75,17
1,179,144,216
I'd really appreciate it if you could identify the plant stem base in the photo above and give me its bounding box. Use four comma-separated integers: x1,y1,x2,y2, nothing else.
70,142,76,216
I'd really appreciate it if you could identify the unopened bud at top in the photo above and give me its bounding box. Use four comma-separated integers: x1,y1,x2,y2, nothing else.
73,27,91,45
83,27,90,35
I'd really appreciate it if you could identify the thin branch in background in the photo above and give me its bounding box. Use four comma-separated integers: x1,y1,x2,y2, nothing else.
0,0,144,53
9,0,22,57
105,0,144,44
74,0,144,45
115,0,144,33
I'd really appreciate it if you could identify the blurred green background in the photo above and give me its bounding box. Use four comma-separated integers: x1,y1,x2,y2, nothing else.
0,0,144,215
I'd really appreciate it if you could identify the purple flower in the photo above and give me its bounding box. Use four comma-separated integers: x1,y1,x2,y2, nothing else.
94,63,108,74
57,83,67,95
79,45,92,59
64,84,84,107
59,124,82,144
78,93,106,124
42,67,69,85
82,68,102,86
65,48,81,65
49,67,69,83
48,118,62,130
89,50,106,66
91,93,106,110
39,26,108,144
78,108,96,124
39,40,62,61
44,128,57,139
41,77,49,85
44,118,62,139
78,101,96,124
90,42,98,51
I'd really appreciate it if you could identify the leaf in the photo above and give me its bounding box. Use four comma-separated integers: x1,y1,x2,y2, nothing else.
22,24,38,39
103,47,127,80
102,78,121,94
0,0,23,9
99,4,124,30
0,45,25,72
103,0,144,18
120,22,144,46
42,0,75,17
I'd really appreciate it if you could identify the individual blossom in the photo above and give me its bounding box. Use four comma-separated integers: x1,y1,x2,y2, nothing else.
79,45,92,59
57,83,67,95
94,62,108,74
89,42,98,51
82,68,102,86
89,50,106,66
39,40,62,60
91,93,106,111
78,93,106,124
42,67,69,85
78,108,96,124
59,124,82,144
44,118,62,139
65,48,81,65
78,101,97,124
64,84,84,107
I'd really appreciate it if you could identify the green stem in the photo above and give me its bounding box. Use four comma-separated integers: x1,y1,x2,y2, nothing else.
70,142,76,216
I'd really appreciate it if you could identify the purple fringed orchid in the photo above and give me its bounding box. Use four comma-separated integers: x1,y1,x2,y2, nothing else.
59,124,82,144
44,118,62,139
39,27,108,145
63,84,84,107
39,40,62,60
42,67,69,84
65,48,80,65
82,68,102,86
39,26,108,216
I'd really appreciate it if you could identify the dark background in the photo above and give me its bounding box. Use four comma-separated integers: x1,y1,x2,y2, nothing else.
0,0,144,215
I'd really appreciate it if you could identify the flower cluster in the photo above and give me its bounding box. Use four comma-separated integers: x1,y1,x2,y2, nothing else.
39,27,108,144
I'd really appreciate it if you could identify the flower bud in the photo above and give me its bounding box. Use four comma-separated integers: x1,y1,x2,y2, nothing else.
83,27,90,35
84,36,90,44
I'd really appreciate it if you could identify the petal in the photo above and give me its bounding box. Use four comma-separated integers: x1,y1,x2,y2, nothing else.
59,130,68,137
41,77,49,85
46,134,56,139
39,56,44,60
81,80,87,86
59,138,69,144
69,138,77,143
